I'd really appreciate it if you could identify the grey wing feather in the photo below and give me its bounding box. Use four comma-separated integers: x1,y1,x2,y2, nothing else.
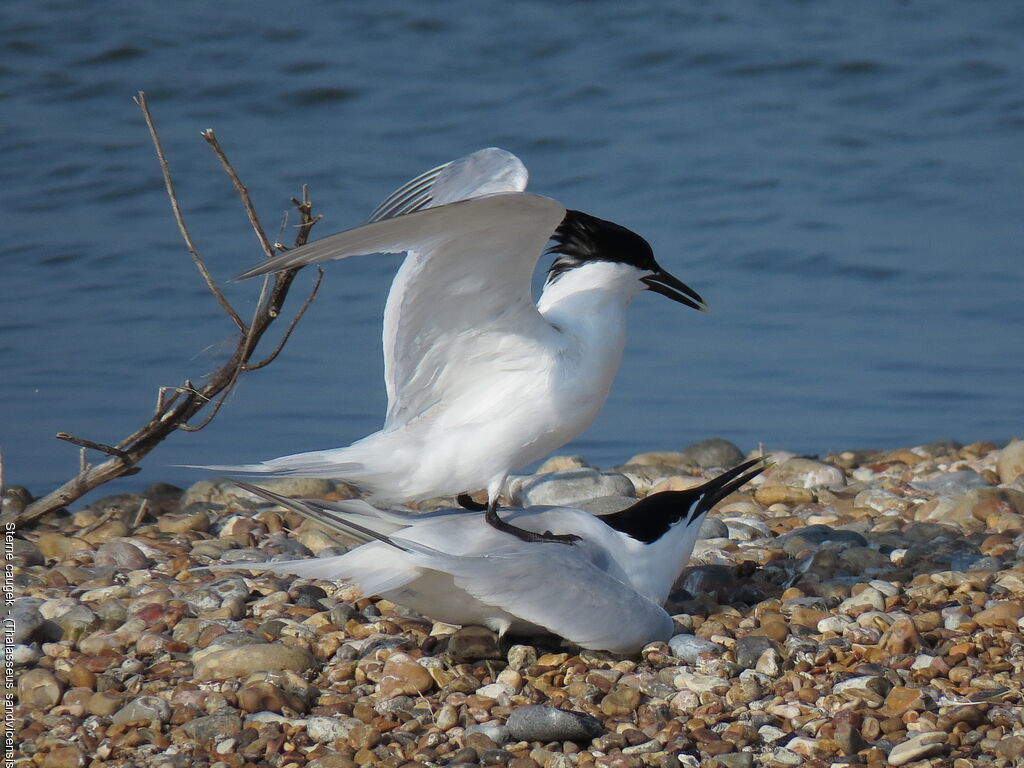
408,544,674,653
367,161,450,223
367,148,528,223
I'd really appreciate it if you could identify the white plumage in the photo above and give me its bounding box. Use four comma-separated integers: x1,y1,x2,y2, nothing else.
220,459,764,654
200,148,705,542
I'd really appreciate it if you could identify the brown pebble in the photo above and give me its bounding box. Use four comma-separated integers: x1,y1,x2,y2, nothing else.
880,614,923,654
18,668,64,709
378,652,435,697
87,691,123,717
40,744,85,768
600,685,641,716
973,600,1024,629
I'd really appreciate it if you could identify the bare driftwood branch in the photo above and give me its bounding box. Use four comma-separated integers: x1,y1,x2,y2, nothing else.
10,92,322,525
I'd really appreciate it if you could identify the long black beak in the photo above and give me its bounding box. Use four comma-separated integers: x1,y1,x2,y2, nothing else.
641,267,707,311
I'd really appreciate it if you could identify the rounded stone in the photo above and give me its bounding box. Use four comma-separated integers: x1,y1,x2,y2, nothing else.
17,668,63,709
511,468,635,507
193,643,316,680
679,438,745,469
112,694,172,724
379,652,435,697
181,713,243,742
87,691,123,717
505,705,602,743
697,517,729,540
36,532,90,560
448,625,502,661
886,731,947,766
94,540,151,569
766,458,846,490
997,438,1024,483
669,634,724,664
306,715,361,743
10,598,44,644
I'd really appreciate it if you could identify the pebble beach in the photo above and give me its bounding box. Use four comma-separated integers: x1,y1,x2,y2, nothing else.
7,437,1024,768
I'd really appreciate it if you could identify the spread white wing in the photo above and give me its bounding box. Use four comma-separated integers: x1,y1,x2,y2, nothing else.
236,149,566,429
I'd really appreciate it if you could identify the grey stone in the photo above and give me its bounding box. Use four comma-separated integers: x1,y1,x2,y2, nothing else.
9,598,44,644
676,564,736,600
112,695,172,724
668,634,724,664
735,636,777,669
54,604,100,642
886,731,947,766
505,704,602,743
578,495,636,516
511,468,635,507
8,644,41,666
679,438,745,469
306,715,362,743
903,538,982,572
181,713,243,742
507,644,537,671
7,537,43,567
697,517,729,540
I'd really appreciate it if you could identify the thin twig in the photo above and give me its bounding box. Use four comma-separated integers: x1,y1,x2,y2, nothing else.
202,129,275,260
132,498,150,528
244,268,324,371
135,92,245,331
56,433,130,460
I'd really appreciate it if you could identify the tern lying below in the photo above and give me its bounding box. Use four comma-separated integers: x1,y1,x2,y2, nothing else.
200,148,706,543
221,459,765,654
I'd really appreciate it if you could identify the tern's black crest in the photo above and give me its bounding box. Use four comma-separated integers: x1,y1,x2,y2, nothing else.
546,210,656,284
599,459,766,544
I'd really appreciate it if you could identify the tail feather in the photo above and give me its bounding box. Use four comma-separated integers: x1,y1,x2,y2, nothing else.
213,546,420,597
233,482,407,545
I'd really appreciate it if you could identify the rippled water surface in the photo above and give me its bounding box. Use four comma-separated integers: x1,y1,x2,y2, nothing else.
3,1,1023,498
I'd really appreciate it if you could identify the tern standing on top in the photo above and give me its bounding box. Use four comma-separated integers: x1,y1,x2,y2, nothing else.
202,148,706,542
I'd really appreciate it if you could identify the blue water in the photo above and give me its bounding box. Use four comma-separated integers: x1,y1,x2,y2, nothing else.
3,1,1023,501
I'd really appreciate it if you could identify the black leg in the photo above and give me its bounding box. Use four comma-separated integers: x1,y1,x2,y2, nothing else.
484,498,579,544
457,493,488,511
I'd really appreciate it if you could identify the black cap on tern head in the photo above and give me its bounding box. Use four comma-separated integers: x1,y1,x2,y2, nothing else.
546,210,707,310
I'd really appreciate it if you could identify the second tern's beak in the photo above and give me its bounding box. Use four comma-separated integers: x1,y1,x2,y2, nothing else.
641,267,708,312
